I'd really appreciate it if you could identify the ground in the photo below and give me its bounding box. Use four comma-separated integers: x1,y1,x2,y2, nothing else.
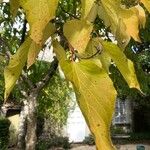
71,144,150,150
8,144,150,149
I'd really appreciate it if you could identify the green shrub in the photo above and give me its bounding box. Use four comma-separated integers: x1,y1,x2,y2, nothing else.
36,140,48,150
36,136,70,150
83,134,95,145
0,117,11,150
129,132,150,141
111,126,126,134
50,136,70,149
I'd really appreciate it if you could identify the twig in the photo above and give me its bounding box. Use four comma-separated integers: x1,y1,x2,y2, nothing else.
0,37,11,60
60,5,79,19
21,72,35,89
18,84,28,98
76,46,102,60
36,56,58,91
20,19,27,45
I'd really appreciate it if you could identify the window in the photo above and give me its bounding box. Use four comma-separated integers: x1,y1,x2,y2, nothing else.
113,99,130,124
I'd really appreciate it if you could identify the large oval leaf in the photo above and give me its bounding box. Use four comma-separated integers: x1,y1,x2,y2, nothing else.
20,0,58,45
140,0,150,12
53,41,117,150
27,23,56,68
101,40,140,90
98,0,145,47
4,37,31,100
81,0,95,19
63,19,93,54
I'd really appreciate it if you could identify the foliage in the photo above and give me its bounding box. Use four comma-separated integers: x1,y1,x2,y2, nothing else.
83,134,95,145
111,126,128,135
110,13,150,98
0,74,4,105
0,117,11,150
1,0,150,149
36,136,70,150
37,71,74,136
53,41,117,149
129,132,150,141
0,2,24,54
0,2,25,103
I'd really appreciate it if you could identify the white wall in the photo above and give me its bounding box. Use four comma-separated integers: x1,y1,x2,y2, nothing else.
65,105,90,143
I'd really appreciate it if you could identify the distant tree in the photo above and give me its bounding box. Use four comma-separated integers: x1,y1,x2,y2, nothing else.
0,2,73,150
1,0,150,149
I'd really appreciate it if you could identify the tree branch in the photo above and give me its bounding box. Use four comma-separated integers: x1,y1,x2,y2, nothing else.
17,84,28,98
20,19,27,45
20,72,35,89
60,5,79,19
36,56,58,91
0,37,11,60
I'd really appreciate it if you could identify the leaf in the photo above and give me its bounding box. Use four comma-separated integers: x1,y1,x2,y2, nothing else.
115,18,131,48
10,0,20,18
20,0,58,45
101,41,140,90
79,38,111,73
134,5,146,28
140,0,150,12
4,25,54,99
98,0,143,47
27,23,56,68
120,8,141,42
99,0,119,34
4,38,31,100
27,41,40,68
81,0,95,19
64,19,93,54
86,3,98,23
53,41,117,150
99,51,111,73
4,22,56,99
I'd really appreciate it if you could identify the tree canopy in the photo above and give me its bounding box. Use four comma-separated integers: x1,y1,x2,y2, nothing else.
1,0,150,149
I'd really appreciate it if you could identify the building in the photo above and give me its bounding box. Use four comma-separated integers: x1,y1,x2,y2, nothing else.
65,97,132,142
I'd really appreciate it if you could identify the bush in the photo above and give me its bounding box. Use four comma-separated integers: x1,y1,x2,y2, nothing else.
111,126,127,134
83,134,95,145
129,132,150,141
0,117,11,150
36,136,70,150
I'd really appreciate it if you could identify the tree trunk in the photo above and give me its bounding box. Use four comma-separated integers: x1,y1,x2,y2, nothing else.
25,92,38,150
17,100,28,150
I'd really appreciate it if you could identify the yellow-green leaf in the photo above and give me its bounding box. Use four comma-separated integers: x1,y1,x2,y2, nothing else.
4,38,31,100
120,8,141,42
20,0,58,45
99,0,119,34
63,19,93,54
78,38,99,59
27,41,40,68
99,51,111,73
115,18,131,48
134,5,146,28
4,28,52,99
98,0,143,47
86,3,98,23
81,0,95,19
79,38,111,73
101,41,140,90
53,41,117,150
140,0,150,12
27,23,56,68
10,0,20,18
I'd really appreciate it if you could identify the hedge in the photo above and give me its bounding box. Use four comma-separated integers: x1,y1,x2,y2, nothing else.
0,117,11,150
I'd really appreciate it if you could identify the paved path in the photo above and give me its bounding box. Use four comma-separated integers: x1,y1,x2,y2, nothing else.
71,144,150,150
